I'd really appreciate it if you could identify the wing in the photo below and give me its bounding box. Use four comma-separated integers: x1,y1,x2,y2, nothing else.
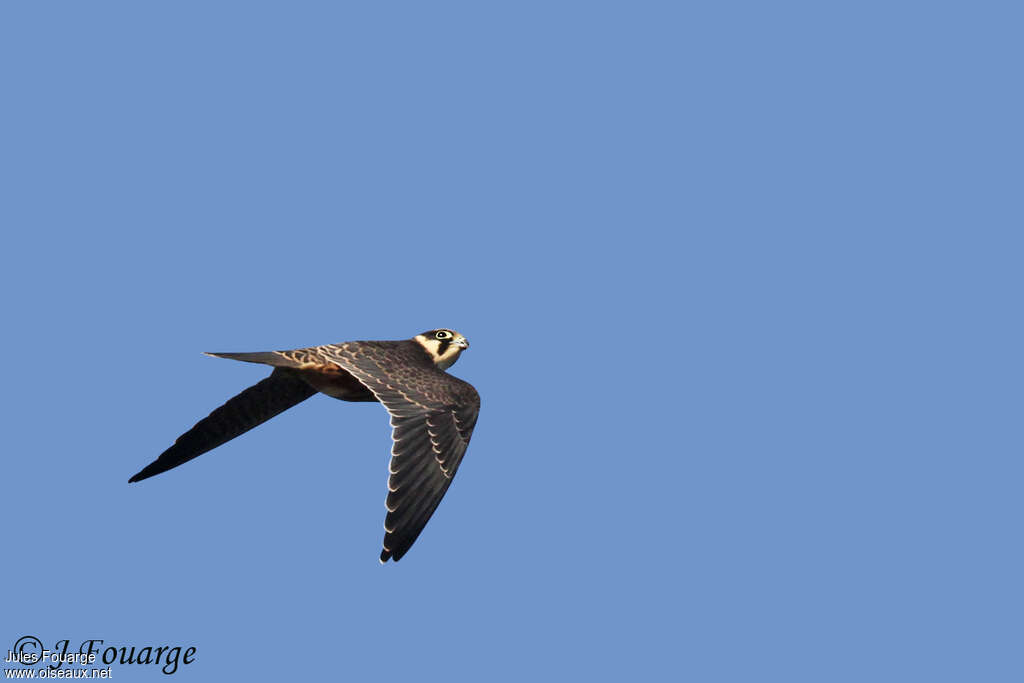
129,367,317,482
322,342,480,562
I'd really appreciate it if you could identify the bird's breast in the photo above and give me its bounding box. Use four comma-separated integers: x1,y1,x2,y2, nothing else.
298,367,378,402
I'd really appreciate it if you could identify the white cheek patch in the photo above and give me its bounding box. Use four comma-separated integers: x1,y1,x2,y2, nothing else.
413,335,462,370
435,349,459,371
414,336,441,357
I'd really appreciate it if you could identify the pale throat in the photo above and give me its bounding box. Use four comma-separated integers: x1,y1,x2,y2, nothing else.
414,335,463,371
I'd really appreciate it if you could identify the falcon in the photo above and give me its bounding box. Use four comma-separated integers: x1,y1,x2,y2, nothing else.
128,329,480,562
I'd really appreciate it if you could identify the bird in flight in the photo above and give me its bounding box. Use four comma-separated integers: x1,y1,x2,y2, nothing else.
128,329,480,562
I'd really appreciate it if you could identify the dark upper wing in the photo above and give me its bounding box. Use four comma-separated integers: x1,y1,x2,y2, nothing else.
128,367,316,482
321,341,480,562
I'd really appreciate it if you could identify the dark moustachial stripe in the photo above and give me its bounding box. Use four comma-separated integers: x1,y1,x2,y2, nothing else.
437,339,451,357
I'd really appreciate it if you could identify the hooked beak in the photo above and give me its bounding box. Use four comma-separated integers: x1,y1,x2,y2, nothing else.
455,337,469,349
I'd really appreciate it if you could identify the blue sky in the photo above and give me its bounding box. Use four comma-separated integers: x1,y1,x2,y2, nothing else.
2,2,1020,681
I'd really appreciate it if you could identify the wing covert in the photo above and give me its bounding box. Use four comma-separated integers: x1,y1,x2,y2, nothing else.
321,342,480,562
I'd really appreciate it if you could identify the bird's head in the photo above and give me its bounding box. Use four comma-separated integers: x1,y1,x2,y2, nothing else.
414,329,469,370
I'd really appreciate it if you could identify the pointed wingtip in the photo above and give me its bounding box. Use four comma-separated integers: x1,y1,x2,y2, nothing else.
128,467,152,483
128,464,158,483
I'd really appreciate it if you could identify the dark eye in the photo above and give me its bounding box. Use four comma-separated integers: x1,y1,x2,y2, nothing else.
436,330,451,339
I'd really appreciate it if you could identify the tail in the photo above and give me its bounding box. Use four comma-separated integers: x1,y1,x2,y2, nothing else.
128,367,316,483
203,351,306,367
